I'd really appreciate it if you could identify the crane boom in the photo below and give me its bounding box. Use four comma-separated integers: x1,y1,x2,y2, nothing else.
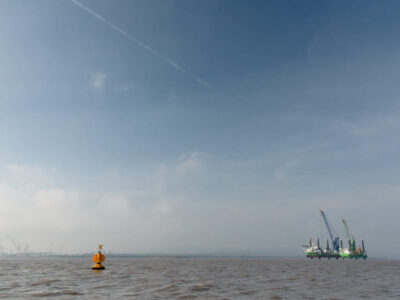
342,218,356,251
342,219,353,240
320,210,339,251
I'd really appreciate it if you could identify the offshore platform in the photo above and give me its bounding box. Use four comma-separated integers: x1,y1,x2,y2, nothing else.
304,210,367,260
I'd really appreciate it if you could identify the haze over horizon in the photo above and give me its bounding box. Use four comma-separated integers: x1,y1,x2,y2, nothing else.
0,0,399,258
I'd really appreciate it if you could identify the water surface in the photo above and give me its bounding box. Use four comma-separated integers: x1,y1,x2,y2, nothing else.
0,258,399,299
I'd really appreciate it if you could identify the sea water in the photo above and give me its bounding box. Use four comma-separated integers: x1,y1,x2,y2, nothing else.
0,258,399,299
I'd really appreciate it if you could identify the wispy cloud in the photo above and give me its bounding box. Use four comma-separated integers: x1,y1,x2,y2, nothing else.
349,117,398,137
195,77,211,88
71,0,210,87
116,84,131,92
91,72,106,91
176,152,204,175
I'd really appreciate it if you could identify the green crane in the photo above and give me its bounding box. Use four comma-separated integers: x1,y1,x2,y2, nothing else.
342,218,356,252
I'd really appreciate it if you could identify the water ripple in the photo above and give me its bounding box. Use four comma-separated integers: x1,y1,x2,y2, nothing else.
0,258,399,299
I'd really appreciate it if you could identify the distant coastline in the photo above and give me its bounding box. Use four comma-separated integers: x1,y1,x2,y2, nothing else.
0,253,391,260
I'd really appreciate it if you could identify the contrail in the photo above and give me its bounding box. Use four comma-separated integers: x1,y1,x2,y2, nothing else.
71,0,211,87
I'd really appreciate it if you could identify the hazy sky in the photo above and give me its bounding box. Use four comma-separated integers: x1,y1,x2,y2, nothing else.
0,0,400,257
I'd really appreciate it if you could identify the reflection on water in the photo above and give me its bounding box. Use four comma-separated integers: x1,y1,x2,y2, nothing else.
0,258,399,299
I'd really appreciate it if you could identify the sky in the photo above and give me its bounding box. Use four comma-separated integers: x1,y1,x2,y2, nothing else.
0,0,400,257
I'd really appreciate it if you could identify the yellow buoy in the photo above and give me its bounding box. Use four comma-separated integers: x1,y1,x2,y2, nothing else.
92,244,106,270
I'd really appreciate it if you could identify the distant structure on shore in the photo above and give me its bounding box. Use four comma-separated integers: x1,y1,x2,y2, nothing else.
303,210,367,260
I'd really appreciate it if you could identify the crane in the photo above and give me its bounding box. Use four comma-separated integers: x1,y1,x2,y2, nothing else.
320,210,340,251
342,218,356,252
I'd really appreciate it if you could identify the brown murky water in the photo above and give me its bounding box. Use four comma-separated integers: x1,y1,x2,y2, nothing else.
0,258,399,299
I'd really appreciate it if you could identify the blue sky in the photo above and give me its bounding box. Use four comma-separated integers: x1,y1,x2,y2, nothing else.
0,0,400,257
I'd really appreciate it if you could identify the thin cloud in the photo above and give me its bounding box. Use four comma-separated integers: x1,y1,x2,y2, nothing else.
195,77,211,88
349,117,398,137
176,152,204,175
91,72,106,91
71,0,210,87
116,84,131,92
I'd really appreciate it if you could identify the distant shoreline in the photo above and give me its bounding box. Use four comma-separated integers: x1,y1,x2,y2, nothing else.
0,253,393,260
